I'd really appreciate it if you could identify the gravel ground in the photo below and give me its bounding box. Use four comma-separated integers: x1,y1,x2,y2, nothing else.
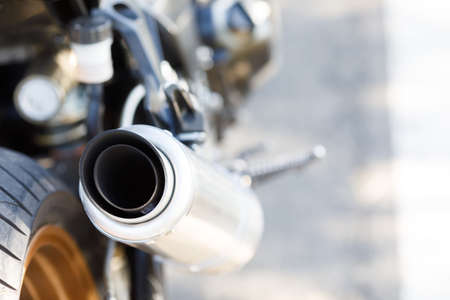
166,0,399,299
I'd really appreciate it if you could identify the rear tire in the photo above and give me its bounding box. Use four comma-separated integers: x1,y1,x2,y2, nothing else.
0,148,107,300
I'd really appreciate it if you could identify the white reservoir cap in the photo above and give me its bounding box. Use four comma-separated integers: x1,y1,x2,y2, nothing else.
71,39,114,84
69,15,114,84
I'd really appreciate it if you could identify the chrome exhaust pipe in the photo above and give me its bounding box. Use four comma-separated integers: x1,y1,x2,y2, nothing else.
79,125,263,273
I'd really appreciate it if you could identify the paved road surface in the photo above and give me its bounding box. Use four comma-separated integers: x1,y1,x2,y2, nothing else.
166,0,399,299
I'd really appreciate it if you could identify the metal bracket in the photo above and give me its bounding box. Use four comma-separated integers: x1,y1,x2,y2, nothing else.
94,0,205,143
94,0,165,124
164,83,205,142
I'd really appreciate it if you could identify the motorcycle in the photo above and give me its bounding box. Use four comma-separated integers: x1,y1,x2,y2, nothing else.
0,0,323,299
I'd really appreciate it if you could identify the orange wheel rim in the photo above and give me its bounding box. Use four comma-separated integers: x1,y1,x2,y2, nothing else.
20,225,100,300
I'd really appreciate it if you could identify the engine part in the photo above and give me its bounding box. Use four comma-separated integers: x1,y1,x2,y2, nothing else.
94,0,180,129
79,125,263,273
15,84,90,148
119,60,205,140
195,0,277,139
95,0,164,101
162,82,206,144
85,83,104,138
16,84,90,148
34,122,87,147
14,49,77,124
70,15,114,83
120,84,146,127
119,81,206,144
197,0,273,53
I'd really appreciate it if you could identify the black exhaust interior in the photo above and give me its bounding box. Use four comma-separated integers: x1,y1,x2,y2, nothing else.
80,129,166,218
93,144,159,212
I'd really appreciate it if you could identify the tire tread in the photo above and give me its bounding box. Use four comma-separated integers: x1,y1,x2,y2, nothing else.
0,148,59,295
0,165,40,203
0,213,26,236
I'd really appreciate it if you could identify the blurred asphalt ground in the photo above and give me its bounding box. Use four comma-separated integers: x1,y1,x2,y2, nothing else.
167,0,399,299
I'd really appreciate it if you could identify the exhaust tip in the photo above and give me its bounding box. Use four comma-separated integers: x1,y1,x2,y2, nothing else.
80,129,167,219
93,144,159,212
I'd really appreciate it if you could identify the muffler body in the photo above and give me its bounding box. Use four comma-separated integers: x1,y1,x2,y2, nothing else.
79,125,263,272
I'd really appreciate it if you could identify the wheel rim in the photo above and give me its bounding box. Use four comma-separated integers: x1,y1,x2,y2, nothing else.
20,225,100,300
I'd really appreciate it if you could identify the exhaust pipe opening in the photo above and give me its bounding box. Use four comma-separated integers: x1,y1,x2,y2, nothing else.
79,125,264,272
93,144,159,212
80,130,167,219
